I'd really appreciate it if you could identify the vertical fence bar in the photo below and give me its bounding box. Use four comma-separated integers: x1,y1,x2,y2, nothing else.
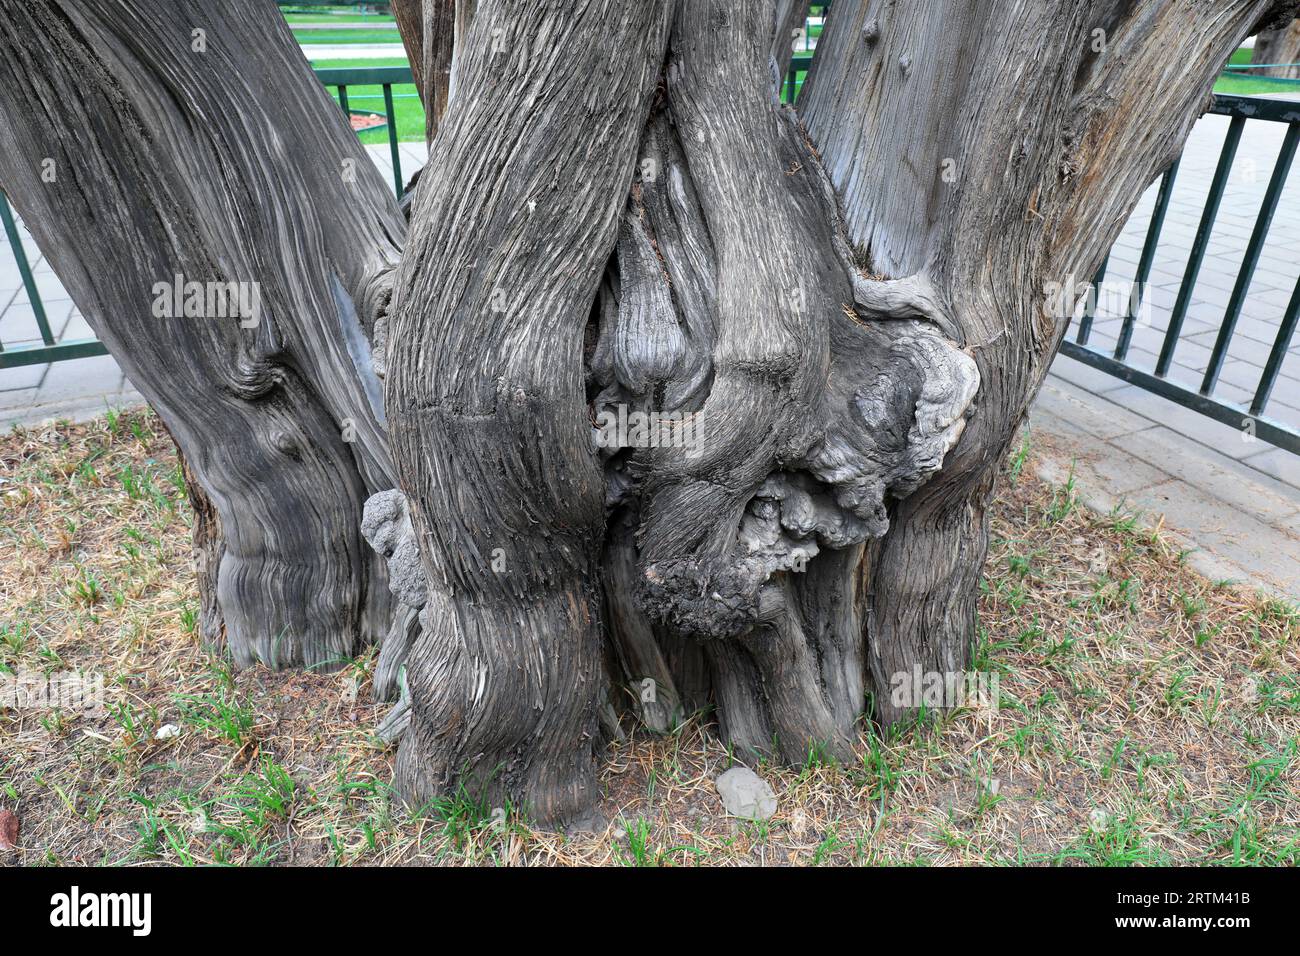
1201,121,1300,396
337,84,350,117
1156,114,1245,377
1075,256,1107,345
0,190,55,347
384,83,403,199
1114,159,1180,361
1250,272,1300,416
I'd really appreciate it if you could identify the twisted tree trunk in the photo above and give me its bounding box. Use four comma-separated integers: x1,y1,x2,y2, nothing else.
0,0,404,671
0,0,1291,824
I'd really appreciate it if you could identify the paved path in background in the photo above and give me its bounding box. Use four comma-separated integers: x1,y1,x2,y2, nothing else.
1079,113,1300,434
301,43,407,59
1054,108,1300,494
2,129,1298,600
1034,357,1300,601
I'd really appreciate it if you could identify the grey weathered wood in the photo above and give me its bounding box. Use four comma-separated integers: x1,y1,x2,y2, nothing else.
1,0,1290,824
392,0,456,142
612,0,981,762
802,0,1288,724
384,0,675,822
1252,18,1300,77
0,0,405,669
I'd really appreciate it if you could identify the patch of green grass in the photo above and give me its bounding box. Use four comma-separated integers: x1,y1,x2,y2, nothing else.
1045,466,1079,523
107,697,155,751
308,56,410,68
811,825,843,864
293,28,403,44
1213,74,1295,96
616,817,659,866
613,817,699,866
855,728,905,800
1215,45,1300,95
222,758,299,827
414,781,498,854
803,739,839,770
1057,809,1168,866
128,794,197,864
0,620,29,661
1255,674,1300,714
68,568,104,608
1163,666,1195,714
1007,435,1032,485
172,666,254,747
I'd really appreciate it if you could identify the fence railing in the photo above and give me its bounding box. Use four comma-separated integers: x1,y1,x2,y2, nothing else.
316,65,410,199
1059,93,1300,455
1222,62,1300,89
1,61,1298,458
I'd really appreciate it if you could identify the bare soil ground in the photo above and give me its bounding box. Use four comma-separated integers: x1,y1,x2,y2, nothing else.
1,410,1297,866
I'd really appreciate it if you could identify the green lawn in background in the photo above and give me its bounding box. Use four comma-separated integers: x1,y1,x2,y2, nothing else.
1217,45,1300,95
285,12,396,24
293,28,403,44
1215,74,1297,95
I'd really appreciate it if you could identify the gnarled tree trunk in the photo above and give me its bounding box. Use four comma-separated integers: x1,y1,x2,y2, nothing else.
0,0,404,671
0,0,1293,824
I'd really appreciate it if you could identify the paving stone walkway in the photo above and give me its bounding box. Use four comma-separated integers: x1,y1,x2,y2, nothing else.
1033,357,1300,601
1077,109,1300,452
300,43,407,59
2,124,1297,600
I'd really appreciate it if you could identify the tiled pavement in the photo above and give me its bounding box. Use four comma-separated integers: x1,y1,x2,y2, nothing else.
1029,106,1294,598
1030,106,1300,598
1075,111,1300,454
1,129,1298,598
1031,358,1300,600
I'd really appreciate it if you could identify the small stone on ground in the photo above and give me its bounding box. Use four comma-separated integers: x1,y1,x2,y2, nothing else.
715,767,777,820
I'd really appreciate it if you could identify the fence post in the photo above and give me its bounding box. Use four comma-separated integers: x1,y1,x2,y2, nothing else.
0,191,55,348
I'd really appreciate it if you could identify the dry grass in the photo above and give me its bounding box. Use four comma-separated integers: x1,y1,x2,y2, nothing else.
1,409,1297,866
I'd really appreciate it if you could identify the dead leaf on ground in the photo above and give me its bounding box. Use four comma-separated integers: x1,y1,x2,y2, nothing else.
0,809,19,852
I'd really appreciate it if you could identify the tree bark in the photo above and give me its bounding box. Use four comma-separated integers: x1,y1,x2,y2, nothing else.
0,0,405,670
392,0,457,142
384,0,675,821
1,0,1292,825
799,0,1289,724
1252,18,1300,77
384,0,1285,815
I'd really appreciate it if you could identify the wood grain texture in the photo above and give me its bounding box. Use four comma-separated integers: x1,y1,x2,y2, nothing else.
803,0,1286,723
590,0,980,762
392,0,457,142
0,0,405,669
385,0,674,822
1,0,1288,823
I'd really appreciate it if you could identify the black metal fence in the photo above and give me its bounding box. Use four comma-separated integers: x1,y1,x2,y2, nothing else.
1059,94,1300,454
